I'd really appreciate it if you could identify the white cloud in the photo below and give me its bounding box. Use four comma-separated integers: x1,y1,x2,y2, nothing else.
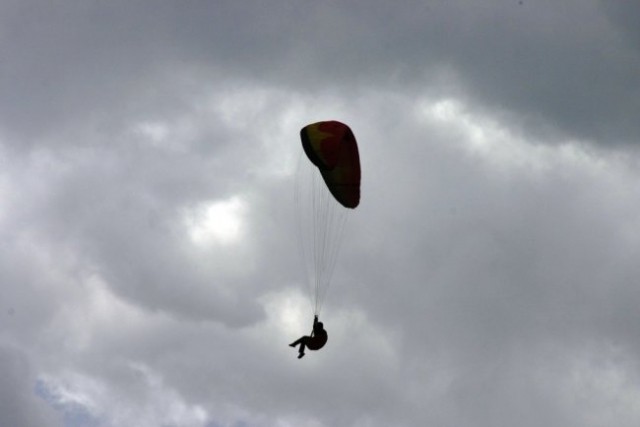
184,196,247,246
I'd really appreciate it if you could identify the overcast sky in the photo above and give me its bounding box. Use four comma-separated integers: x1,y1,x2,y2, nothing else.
2,1,640,426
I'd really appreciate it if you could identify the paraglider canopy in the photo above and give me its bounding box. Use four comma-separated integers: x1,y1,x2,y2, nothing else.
300,121,360,209
295,120,361,315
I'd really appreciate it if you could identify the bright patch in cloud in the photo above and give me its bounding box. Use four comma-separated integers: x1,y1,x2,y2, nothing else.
134,121,170,144
132,119,199,152
416,96,589,174
261,289,309,337
185,197,246,245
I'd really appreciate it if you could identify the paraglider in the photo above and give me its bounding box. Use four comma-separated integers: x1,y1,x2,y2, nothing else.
291,120,360,358
289,315,328,359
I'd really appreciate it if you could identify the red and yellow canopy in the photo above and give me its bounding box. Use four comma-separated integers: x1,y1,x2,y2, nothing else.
300,121,361,209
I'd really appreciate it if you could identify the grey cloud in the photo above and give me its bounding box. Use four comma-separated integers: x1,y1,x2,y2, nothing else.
2,1,640,426
0,345,61,427
4,1,639,146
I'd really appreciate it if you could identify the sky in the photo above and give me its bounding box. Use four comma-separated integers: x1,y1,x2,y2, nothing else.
2,0,640,426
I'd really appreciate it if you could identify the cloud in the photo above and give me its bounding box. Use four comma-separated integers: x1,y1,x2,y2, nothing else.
3,1,639,145
2,1,640,426
0,345,61,427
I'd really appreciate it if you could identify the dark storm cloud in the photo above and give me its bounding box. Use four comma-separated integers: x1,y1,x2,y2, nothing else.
2,1,639,145
601,1,640,48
